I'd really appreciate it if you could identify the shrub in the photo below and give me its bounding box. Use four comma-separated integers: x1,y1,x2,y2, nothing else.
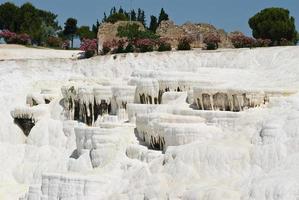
80,38,98,58
279,38,292,46
62,40,70,49
0,30,31,45
15,33,31,45
204,33,221,50
256,38,272,47
177,36,192,50
106,13,129,24
101,39,118,55
124,42,135,53
249,8,297,45
46,36,63,48
230,34,256,48
113,39,127,54
117,23,160,41
135,38,155,52
157,38,171,52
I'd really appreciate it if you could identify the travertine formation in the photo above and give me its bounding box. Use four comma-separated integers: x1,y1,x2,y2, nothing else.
2,46,299,200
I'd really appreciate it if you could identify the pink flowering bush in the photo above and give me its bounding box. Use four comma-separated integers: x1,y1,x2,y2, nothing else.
135,38,155,52
114,39,128,54
256,38,272,47
230,34,256,48
62,40,70,49
15,33,31,45
203,33,221,50
177,36,193,50
0,30,16,43
0,30,31,45
80,39,98,58
157,37,172,52
102,39,118,55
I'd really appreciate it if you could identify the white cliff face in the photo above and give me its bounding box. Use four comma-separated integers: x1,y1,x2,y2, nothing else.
1,46,299,200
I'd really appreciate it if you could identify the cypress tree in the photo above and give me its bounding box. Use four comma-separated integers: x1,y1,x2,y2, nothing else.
158,8,169,25
149,15,158,32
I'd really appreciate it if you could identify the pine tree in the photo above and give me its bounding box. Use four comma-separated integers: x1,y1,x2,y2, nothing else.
137,8,142,22
92,20,100,35
149,16,158,33
158,8,169,25
63,18,77,48
141,11,146,25
137,9,146,26
102,12,107,22
130,10,137,21
119,7,124,14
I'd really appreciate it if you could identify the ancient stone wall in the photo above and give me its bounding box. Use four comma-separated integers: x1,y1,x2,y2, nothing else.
156,20,233,48
97,20,233,51
97,21,144,51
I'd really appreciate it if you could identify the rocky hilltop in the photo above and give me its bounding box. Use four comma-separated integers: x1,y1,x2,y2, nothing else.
97,20,233,50
97,21,144,50
156,20,233,48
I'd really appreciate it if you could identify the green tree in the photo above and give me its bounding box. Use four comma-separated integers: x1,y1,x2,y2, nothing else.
130,10,137,21
0,2,60,45
106,13,129,23
37,9,60,31
119,7,124,14
0,2,19,32
18,3,44,44
249,8,297,45
102,13,107,22
63,18,78,48
77,26,96,41
149,16,158,33
117,23,159,41
137,9,146,25
92,20,100,36
158,8,169,25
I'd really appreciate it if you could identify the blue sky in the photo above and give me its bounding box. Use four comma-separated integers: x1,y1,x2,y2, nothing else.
2,0,299,36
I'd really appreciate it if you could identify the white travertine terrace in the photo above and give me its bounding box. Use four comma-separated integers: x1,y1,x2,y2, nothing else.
136,113,207,150
129,78,159,104
2,47,299,199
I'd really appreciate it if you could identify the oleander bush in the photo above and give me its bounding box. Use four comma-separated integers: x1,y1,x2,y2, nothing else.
230,34,256,48
256,38,272,47
0,30,31,45
62,40,70,49
203,33,221,50
46,36,63,48
124,42,135,53
177,36,192,50
80,38,98,58
135,38,155,52
157,38,172,52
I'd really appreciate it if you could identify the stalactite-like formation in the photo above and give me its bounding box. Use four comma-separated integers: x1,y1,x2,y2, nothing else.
26,90,57,106
10,106,48,136
194,88,267,111
62,85,135,125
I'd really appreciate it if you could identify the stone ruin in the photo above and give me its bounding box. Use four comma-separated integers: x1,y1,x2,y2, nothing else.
97,21,145,52
97,20,234,52
156,20,233,49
